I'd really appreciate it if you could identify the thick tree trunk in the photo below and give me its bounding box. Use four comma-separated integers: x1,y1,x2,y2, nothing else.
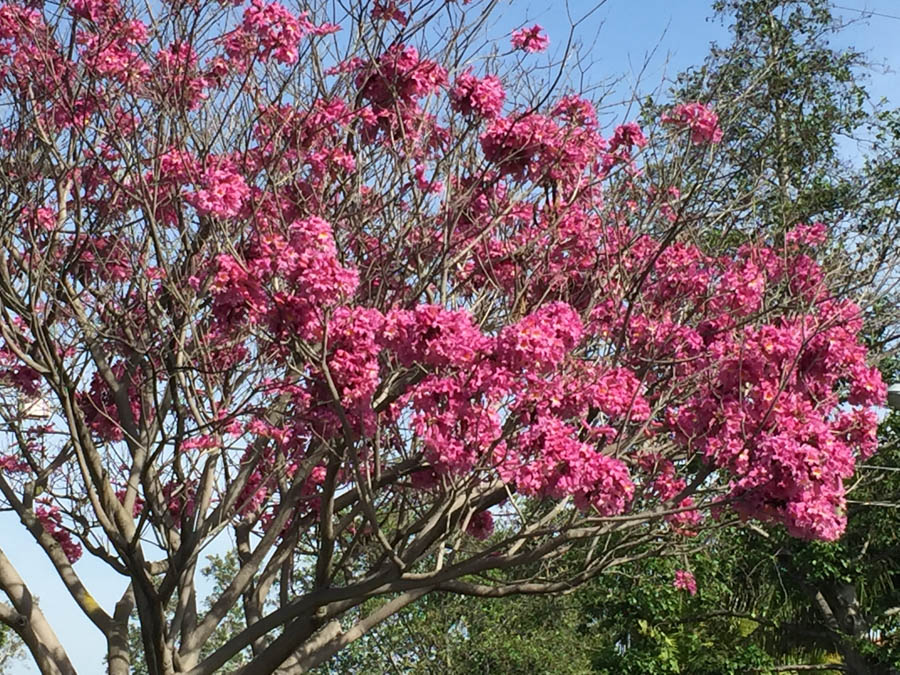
813,580,899,675
107,586,135,675
0,548,76,675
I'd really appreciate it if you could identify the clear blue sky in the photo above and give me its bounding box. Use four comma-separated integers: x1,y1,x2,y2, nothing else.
5,1,900,673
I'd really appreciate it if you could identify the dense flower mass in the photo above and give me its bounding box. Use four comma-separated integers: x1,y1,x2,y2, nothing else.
0,1,886,670
187,167,250,218
449,68,505,119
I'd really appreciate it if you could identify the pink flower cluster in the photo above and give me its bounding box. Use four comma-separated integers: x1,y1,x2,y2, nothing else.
78,362,143,442
371,0,410,25
449,68,505,119
348,43,450,154
187,166,250,219
224,0,337,67
466,510,494,539
662,102,723,145
497,301,583,373
786,222,827,248
320,307,385,434
674,569,697,595
206,215,359,339
78,20,150,85
155,41,211,109
356,44,447,109
383,305,489,369
70,0,119,24
0,3,42,40
609,121,648,154
511,24,549,53
502,416,634,515
481,98,606,182
36,505,82,564
411,377,503,474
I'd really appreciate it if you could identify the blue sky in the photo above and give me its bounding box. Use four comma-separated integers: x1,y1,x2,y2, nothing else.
5,1,900,673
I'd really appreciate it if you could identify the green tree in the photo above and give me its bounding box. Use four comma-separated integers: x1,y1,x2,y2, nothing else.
668,0,900,347
0,624,24,674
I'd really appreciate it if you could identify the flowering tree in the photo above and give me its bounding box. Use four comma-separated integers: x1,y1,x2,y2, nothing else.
0,0,886,673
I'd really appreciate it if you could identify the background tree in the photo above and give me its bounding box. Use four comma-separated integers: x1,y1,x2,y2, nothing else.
668,0,900,351
0,0,889,673
0,624,24,674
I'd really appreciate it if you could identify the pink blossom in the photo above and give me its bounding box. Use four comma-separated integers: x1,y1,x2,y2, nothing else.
481,112,606,182
609,121,647,152
449,69,505,119
497,302,584,373
502,416,634,516
155,42,211,109
115,489,144,517
181,435,219,452
674,569,697,595
70,0,119,24
383,305,490,369
0,454,28,472
662,102,723,145
466,510,494,539
356,44,447,108
511,24,549,53
223,0,336,67
786,222,827,248
187,167,249,218
0,4,43,40
36,506,82,564
371,1,409,25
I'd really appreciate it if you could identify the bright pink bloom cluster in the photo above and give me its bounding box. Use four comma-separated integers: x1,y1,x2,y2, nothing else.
674,569,697,595
70,0,119,24
0,453,28,472
496,301,583,373
511,24,549,53
662,102,723,144
383,305,489,369
349,43,449,153
224,0,337,67
610,121,648,153
481,99,606,182
187,166,250,218
449,69,505,119
78,20,149,85
503,416,635,515
786,222,827,248
356,44,447,108
155,41,210,109
371,0,409,25
78,363,143,442
466,510,494,539
205,214,359,342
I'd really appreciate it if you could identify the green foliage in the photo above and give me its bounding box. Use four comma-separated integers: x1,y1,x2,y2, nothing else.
314,583,595,674
0,624,24,674
676,0,872,230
